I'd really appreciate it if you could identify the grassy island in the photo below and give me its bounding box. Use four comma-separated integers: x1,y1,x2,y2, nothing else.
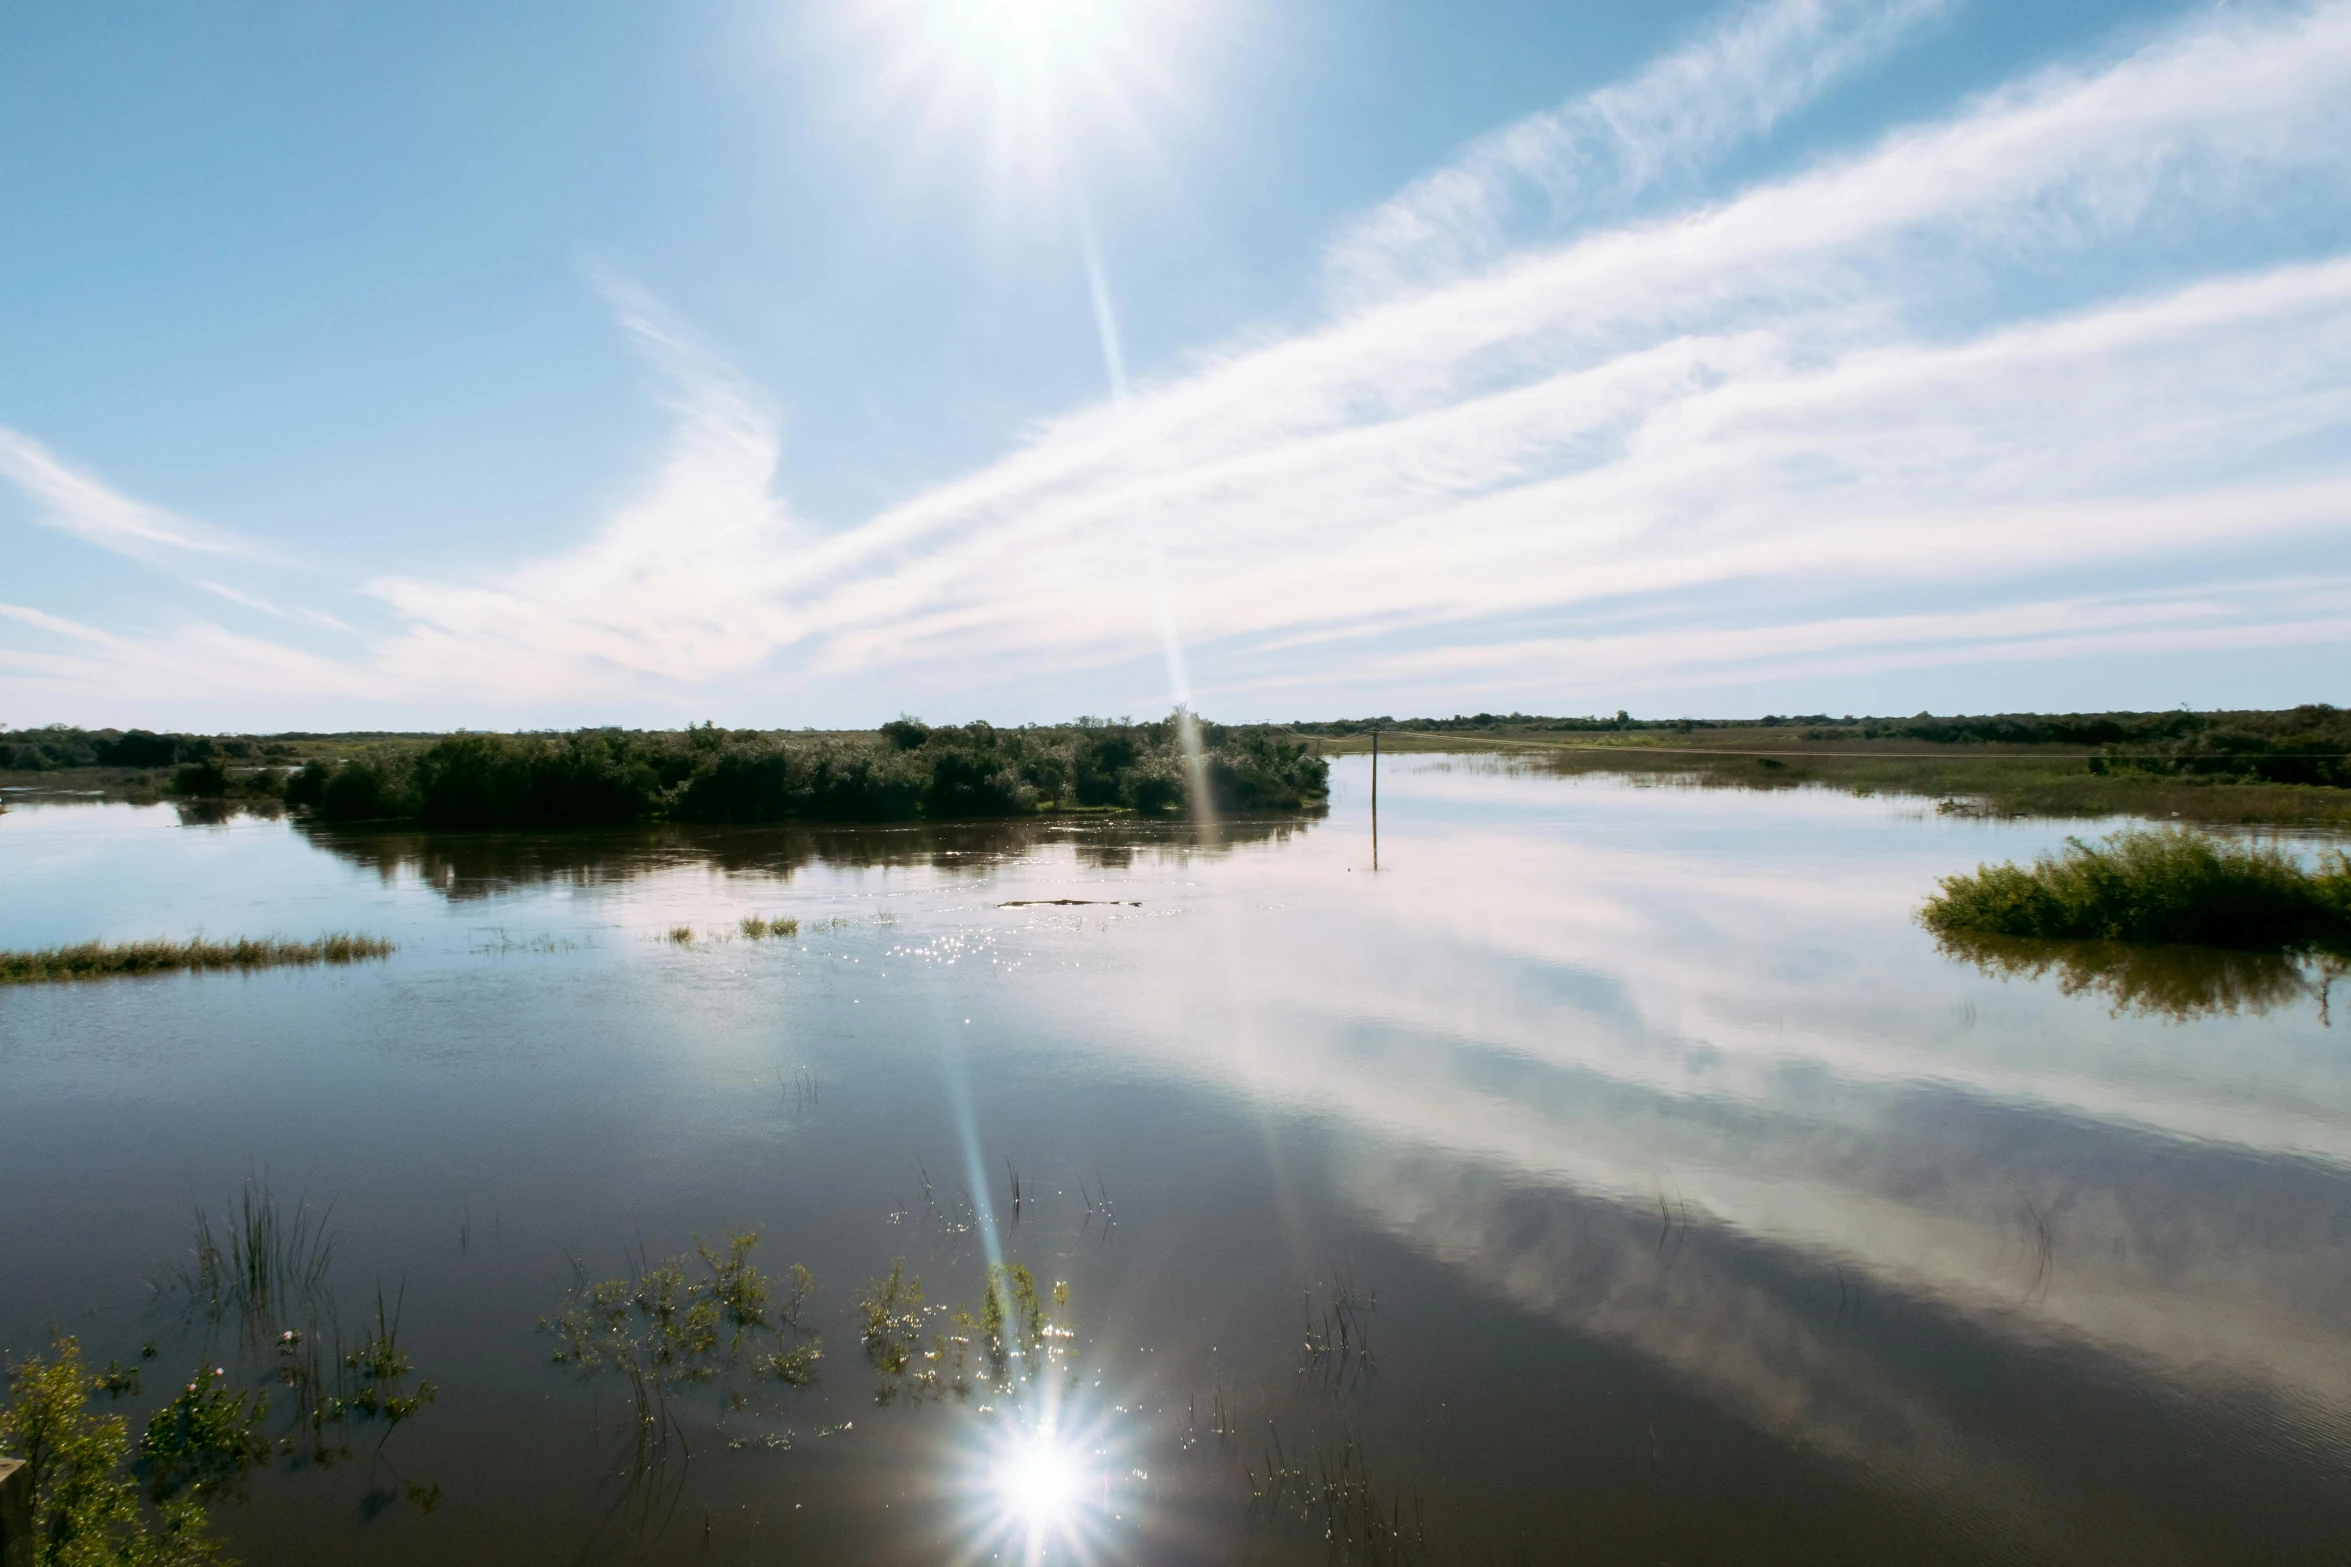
0,932,396,984
1921,828,2351,952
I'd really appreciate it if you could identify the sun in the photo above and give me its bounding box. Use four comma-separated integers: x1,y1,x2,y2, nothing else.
853,0,1194,189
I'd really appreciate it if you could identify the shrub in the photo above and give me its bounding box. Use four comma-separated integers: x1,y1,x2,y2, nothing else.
1,1336,227,1566
408,732,658,829
94,730,182,768
317,759,414,822
287,718,1328,829
1922,827,2351,951
169,759,229,798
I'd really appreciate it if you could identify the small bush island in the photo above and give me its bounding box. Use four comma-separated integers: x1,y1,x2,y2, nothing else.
1922,828,2351,952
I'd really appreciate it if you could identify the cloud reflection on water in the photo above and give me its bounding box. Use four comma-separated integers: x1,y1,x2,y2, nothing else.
1010,761,2351,1461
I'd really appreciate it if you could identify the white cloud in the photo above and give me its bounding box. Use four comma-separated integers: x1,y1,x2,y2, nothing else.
0,601,378,706
0,428,260,563
193,580,356,633
7,0,2351,722
733,0,2351,706
362,275,803,697
1322,0,1954,301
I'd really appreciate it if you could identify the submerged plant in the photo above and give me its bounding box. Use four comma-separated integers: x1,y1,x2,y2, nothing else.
166,1181,337,1347
1249,1429,1430,1565
1,1335,230,1566
136,1367,269,1505
1922,828,2351,952
151,1189,438,1495
340,1286,439,1428
543,1230,820,1393
738,915,799,940
855,1260,925,1401
1299,1270,1378,1394
852,1260,1070,1407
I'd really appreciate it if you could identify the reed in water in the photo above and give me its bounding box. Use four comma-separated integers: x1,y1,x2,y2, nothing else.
0,932,395,984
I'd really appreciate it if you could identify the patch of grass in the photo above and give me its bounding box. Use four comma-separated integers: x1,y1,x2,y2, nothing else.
851,1260,1071,1407
543,1230,820,1391
339,1285,439,1428
738,914,798,940
1298,1270,1378,1394
0,933,394,985
166,1180,337,1345
854,1260,925,1401
1249,1428,1430,1565
147,1188,440,1497
1922,828,2351,951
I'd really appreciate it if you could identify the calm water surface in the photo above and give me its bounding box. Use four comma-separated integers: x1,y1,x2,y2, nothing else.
3,758,2347,1564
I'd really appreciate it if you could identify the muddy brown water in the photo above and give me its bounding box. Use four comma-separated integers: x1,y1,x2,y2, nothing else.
3,756,2348,1564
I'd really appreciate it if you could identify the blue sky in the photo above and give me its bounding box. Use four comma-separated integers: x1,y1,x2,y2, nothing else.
3,0,2348,730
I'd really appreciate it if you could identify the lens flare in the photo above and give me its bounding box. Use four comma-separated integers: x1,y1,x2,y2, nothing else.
961,1408,1135,1563
997,1427,1081,1526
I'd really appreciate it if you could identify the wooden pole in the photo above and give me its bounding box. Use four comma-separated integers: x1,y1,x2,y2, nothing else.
1,1456,32,1567
1370,726,1379,872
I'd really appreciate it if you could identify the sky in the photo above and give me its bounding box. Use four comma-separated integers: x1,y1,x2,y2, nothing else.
2,0,2348,731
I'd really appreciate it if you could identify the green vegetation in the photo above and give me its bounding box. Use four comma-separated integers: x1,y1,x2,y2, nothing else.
543,1231,821,1390
0,727,296,774
135,1369,269,1507
1,1336,232,1566
156,1181,439,1487
738,914,798,940
15,704,2343,825
852,1260,1069,1407
0,934,394,985
1286,702,2351,776
274,716,1326,828
1921,828,2351,951
167,1182,336,1341
3,1190,446,1565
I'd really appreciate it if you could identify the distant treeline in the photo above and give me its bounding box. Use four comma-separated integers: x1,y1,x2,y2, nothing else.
1798,705,2351,787
1281,705,2351,787
12,704,2348,802
279,718,1326,828
1286,710,1669,736
0,726,296,772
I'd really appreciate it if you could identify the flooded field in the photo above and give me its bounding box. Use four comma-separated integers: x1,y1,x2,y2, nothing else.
3,755,2348,1564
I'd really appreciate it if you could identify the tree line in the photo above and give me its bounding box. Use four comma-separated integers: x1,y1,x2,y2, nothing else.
282,718,1327,827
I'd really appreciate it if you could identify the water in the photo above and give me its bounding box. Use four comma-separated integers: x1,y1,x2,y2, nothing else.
2,757,2347,1564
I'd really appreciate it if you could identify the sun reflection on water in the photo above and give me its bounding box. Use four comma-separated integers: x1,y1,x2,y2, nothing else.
965,1406,1129,1564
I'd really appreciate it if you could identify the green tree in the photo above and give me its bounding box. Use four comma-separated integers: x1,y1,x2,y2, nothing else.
1,1337,226,1566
